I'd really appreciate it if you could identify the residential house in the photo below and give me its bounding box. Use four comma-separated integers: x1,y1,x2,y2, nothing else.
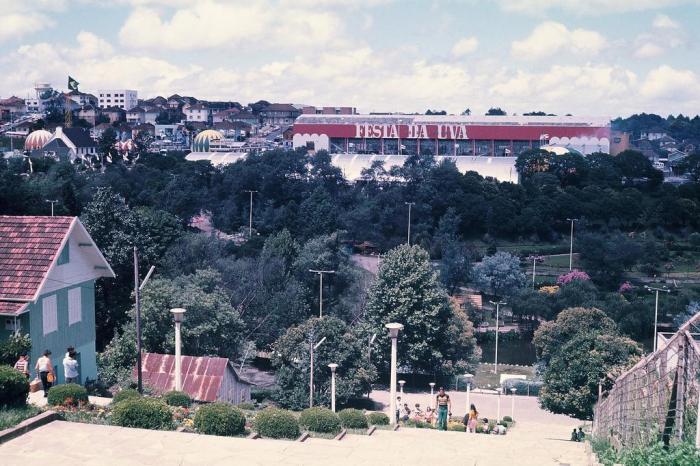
0,96,26,119
142,106,160,125
77,105,98,126
641,128,668,141
213,108,240,124
67,91,98,107
260,103,301,125
213,121,250,139
0,216,114,384
138,353,253,404
166,94,184,110
90,123,112,140
132,123,155,138
301,106,356,115
45,127,98,162
183,103,211,123
102,106,125,124
229,112,259,127
126,107,145,125
147,96,168,107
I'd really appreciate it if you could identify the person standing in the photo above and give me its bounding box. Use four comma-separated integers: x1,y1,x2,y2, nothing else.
63,351,79,384
466,403,479,432
435,387,451,431
35,350,54,398
13,354,30,378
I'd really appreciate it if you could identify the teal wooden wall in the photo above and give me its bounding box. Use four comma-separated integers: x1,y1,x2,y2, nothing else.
0,313,30,341
28,280,97,384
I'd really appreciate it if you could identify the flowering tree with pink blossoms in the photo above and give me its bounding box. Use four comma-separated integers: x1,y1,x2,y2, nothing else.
556,270,591,285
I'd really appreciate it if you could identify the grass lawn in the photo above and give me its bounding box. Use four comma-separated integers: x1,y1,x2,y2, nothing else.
0,405,41,430
473,364,535,389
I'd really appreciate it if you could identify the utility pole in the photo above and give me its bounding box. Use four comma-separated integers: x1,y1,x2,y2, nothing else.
244,190,258,237
489,300,507,374
45,199,59,216
566,218,578,271
646,285,670,352
309,269,335,318
134,247,142,394
405,202,415,245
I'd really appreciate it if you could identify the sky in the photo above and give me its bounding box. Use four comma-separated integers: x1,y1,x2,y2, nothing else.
1,0,699,117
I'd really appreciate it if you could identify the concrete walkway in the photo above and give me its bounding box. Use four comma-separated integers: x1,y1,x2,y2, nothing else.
28,390,111,407
0,420,589,466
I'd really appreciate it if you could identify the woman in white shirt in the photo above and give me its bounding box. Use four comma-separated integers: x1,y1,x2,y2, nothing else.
63,351,79,384
35,350,55,398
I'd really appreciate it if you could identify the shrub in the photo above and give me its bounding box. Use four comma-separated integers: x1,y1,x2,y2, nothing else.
0,365,29,407
0,334,31,366
112,388,141,404
405,419,434,429
366,412,389,426
238,402,256,410
163,390,191,408
251,388,273,403
338,408,368,429
0,405,41,430
111,397,173,430
299,407,341,434
47,384,89,407
502,415,513,422
194,402,245,436
253,408,300,439
448,422,466,432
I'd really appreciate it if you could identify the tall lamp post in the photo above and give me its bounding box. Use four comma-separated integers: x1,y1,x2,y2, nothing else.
328,363,338,412
399,379,405,398
646,285,670,352
170,308,186,392
386,322,404,427
510,388,516,419
309,269,335,318
309,334,327,407
496,387,502,421
405,202,415,245
45,199,59,217
243,190,258,237
566,218,578,271
489,300,507,374
429,382,436,409
464,373,474,416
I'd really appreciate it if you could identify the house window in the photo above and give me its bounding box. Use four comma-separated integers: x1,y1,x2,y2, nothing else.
5,318,18,331
57,243,69,265
68,287,81,325
42,295,58,335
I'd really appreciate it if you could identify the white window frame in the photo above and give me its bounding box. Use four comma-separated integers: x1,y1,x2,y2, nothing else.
68,287,82,325
42,295,58,335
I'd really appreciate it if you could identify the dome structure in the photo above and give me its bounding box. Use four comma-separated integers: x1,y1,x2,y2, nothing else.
192,129,223,152
540,144,583,156
24,129,52,150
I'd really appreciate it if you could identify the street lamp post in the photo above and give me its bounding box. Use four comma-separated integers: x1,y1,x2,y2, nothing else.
405,202,415,245
399,379,405,398
243,190,258,237
489,300,507,374
45,199,59,217
328,363,338,412
170,308,186,392
309,334,327,407
429,382,436,410
309,269,335,318
566,218,578,271
510,388,516,419
646,285,670,352
464,373,474,416
496,387,502,421
386,322,404,427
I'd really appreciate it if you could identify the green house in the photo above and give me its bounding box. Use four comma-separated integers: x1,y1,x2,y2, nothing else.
0,216,114,384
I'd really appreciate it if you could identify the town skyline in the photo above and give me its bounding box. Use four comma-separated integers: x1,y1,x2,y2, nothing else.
1,0,700,116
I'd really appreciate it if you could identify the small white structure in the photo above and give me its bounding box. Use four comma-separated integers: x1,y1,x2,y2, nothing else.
97,89,138,110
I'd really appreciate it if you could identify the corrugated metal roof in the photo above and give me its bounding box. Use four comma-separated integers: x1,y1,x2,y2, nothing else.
137,353,250,402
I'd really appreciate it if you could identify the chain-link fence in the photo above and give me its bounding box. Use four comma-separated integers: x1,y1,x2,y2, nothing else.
592,314,700,449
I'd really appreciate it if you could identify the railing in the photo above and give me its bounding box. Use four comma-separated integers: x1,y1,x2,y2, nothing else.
592,313,700,449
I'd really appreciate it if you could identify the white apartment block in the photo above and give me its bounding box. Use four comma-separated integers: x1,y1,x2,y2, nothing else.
97,90,138,110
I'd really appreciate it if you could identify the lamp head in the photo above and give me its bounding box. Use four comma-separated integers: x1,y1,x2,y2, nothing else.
398,380,405,386
510,388,516,394
429,382,435,388
170,308,186,323
385,322,403,338
328,363,338,372
464,373,473,379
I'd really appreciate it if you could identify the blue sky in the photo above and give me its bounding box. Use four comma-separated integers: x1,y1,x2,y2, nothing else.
1,0,699,116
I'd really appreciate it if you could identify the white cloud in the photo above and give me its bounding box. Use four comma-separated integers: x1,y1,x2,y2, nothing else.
0,13,53,42
640,65,699,100
511,22,606,60
634,14,686,59
118,1,345,51
451,37,479,57
496,0,699,15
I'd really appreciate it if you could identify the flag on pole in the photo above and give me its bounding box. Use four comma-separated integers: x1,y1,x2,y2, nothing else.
68,76,80,92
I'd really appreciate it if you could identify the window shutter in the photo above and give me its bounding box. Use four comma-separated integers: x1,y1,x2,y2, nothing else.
68,288,82,325
42,295,58,335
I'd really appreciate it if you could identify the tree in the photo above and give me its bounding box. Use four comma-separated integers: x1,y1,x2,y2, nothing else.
97,127,118,165
486,107,507,116
534,307,641,419
271,317,374,410
461,108,471,116
363,244,478,375
578,232,641,288
472,251,526,299
440,240,472,294
678,152,700,182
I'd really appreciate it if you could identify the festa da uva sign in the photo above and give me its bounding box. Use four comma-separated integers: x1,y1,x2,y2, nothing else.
354,123,469,140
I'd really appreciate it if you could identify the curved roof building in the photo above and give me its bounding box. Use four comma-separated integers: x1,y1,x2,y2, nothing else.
192,129,223,152
24,129,52,150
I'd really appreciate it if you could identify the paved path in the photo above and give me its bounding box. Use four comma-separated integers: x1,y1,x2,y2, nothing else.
27,390,111,407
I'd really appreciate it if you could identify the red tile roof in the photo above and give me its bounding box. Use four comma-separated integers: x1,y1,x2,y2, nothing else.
0,216,74,301
136,353,251,402
0,301,28,316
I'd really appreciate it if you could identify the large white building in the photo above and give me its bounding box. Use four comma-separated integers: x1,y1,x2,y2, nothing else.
97,89,138,110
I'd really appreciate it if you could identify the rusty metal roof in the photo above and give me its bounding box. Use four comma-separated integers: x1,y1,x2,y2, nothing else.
136,353,250,402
